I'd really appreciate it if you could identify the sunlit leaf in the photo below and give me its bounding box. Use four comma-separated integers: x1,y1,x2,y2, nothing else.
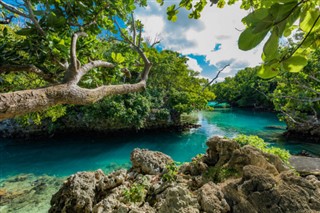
257,64,279,79
238,27,268,51
282,55,308,72
300,10,320,33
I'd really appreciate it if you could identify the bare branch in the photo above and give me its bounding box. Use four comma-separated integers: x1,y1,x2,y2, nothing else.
114,17,152,81
68,20,97,28
131,13,136,45
151,40,160,48
299,84,320,95
309,75,320,83
70,32,88,72
24,0,45,36
0,0,29,18
202,64,230,92
74,60,114,84
0,64,57,83
137,23,142,48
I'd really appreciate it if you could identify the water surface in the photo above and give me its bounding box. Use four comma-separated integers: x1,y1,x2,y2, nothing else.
1,109,319,179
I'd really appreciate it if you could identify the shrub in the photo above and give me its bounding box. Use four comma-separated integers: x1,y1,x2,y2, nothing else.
123,183,146,203
233,134,290,163
162,162,178,182
204,167,239,183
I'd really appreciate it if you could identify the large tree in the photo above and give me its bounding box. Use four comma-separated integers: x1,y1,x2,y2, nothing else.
0,0,152,121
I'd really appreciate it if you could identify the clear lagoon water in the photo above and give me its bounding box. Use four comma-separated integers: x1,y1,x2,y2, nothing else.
1,109,320,179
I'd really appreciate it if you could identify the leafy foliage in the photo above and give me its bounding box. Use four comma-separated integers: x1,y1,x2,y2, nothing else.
272,50,320,133
161,0,320,77
234,134,291,163
211,67,275,109
204,166,239,183
123,183,146,203
162,162,178,182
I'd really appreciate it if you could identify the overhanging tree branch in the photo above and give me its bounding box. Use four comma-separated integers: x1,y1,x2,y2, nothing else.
0,23,152,121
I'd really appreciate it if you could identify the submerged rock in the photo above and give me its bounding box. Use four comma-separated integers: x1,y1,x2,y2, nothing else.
0,174,63,213
50,136,320,213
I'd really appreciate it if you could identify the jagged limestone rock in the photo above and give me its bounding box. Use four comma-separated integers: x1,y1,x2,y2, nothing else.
198,182,230,213
130,148,173,175
50,136,320,213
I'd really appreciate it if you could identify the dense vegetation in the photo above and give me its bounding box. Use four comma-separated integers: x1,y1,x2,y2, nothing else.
0,25,214,130
212,50,320,137
212,67,276,109
0,0,319,137
0,0,214,130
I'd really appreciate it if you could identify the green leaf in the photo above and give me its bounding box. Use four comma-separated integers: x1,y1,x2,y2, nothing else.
257,64,279,79
111,52,125,64
263,31,279,60
171,15,178,22
283,25,298,37
238,27,268,51
282,55,308,72
300,10,320,33
111,52,116,61
156,0,164,6
242,8,269,26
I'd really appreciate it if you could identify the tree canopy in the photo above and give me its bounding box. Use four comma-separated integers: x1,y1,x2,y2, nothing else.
0,0,153,120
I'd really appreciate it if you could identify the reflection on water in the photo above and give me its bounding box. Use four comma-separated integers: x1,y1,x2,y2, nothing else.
1,108,320,213
1,109,319,179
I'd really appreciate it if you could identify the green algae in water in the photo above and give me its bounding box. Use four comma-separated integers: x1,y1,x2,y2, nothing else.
0,174,64,213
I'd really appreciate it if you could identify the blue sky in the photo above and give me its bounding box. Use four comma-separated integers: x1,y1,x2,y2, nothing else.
135,1,264,81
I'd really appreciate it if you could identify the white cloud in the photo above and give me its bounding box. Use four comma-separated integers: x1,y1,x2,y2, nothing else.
136,1,264,80
186,57,202,72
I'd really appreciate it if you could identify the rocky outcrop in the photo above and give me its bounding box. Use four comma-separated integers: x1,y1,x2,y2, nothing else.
130,148,173,175
50,136,320,213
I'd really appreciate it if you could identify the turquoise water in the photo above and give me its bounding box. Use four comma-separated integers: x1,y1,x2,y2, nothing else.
1,109,320,179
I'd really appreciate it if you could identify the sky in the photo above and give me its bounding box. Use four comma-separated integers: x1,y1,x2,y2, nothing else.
135,1,264,82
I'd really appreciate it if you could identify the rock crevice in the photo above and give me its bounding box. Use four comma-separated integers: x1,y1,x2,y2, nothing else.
50,136,320,213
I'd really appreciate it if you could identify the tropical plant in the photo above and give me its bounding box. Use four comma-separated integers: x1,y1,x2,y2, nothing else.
162,162,178,182
0,0,152,121
233,134,291,163
161,0,320,78
123,183,146,203
204,166,239,183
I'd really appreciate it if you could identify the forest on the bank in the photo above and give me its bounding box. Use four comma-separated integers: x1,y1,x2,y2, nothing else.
212,49,320,137
0,0,319,137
